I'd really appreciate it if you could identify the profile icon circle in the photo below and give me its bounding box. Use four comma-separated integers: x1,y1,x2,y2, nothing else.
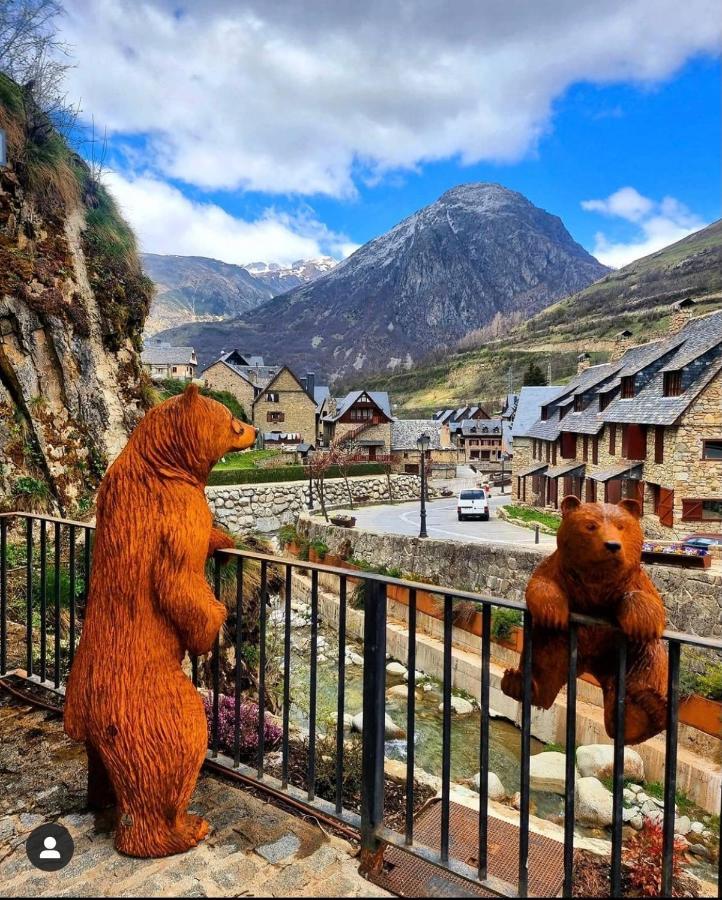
26,823,74,871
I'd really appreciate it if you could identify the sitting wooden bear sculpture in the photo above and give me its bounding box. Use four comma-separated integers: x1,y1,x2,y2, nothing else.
64,385,256,857
501,496,668,744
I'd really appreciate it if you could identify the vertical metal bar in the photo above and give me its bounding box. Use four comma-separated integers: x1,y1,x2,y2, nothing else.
610,634,627,898
83,527,91,607
440,594,453,863
661,641,681,897
478,603,492,880
335,575,347,814
405,588,417,845
282,563,292,788
39,519,47,683
233,557,244,768
360,578,387,863
563,623,578,898
257,559,268,779
53,522,60,687
307,567,319,800
25,517,33,676
0,517,7,676
518,610,533,897
68,524,76,666
211,556,222,758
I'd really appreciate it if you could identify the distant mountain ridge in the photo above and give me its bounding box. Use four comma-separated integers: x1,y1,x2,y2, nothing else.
142,253,336,334
154,183,609,375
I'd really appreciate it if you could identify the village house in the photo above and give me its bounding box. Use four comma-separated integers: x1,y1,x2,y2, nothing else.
453,418,505,464
322,390,394,459
513,302,722,535
252,368,330,448
390,419,460,475
141,340,197,381
202,350,281,416
433,404,491,425
509,385,565,491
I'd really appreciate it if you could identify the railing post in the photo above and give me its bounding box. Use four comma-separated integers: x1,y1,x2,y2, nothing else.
359,577,387,876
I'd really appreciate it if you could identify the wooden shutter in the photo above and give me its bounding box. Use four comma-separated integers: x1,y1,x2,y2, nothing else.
681,499,704,522
583,435,589,462
592,436,599,464
552,442,558,465
606,479,622,504
585,479,596,503
658,487,674,527
655,427,664,464
609,424,616,456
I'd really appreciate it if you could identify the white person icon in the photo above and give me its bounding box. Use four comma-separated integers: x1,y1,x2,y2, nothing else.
26,823,74,872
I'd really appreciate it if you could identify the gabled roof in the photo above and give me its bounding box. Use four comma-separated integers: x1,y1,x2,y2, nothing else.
325,390,393,422
511,387,564,438
218,350,266,367
141,346,196,365
252,366,316,406
313,385,331,411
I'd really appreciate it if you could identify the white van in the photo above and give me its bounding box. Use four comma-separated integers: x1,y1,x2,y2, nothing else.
457,488,489,521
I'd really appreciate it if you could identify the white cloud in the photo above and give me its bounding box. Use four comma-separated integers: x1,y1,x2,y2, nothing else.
104,172,353,264
582,187,706,267
59,0,721,197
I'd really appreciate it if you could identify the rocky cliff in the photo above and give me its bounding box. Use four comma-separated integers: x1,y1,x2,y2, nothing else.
0,74,153,514
156,183,608,377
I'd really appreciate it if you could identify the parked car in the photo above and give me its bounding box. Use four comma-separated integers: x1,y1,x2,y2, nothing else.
457,488,489,521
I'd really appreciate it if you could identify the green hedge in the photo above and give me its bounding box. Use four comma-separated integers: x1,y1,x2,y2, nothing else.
207,462,386,486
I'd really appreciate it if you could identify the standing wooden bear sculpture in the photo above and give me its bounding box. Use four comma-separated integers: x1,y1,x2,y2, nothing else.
64,385,256,857
501,496,668,744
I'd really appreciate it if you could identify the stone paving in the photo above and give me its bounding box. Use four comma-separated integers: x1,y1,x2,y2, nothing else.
0,694,389,898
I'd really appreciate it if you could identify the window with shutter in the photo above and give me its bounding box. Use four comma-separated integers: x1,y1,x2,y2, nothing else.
658,488,674,527
682,499,722,521
609,424,616,455
592,436,599,464
663,371,682,397
655,427,665,464
583,435,589,462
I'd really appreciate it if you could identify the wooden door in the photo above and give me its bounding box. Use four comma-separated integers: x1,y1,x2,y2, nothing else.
606,479,622,504
585,479,596,503
658,487,674,527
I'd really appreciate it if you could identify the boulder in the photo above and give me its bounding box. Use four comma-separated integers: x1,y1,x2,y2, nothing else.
438,696,475,716
575,777,614,828
386,662,407,677
387,684,411,699
347,651,364,667
351,712,405,740
529,751,569,795
576,744,644,782
675,815,691,836
690,821,705,834
472,772,506,801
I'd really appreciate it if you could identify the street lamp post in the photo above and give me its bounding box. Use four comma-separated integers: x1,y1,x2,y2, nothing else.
416,432,430,538
307,461,314,510
500,452,506,494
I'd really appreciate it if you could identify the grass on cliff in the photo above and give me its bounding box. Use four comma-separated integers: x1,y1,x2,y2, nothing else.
503,505,561,532
155,378,249,421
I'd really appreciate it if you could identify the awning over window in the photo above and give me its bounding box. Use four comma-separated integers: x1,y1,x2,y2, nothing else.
589,463,643,483
516,462,548,478
357,439,386,446
545,463,586,479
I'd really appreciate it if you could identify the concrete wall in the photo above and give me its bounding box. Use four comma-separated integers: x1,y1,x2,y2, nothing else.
298,518,722,637
207,473,435,533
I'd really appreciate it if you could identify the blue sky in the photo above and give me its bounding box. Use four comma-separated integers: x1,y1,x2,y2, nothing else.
60,0,721,269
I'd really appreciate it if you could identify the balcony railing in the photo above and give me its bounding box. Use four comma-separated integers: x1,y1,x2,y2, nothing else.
0,510,720,897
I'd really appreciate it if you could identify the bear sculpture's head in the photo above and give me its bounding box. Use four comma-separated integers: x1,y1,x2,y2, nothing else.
130,383,257,482
556,495,643,582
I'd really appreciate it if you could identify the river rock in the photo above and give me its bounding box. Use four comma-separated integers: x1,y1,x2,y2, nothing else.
403,670,428,684
438,696,475,716
347,651,364,667
529,751,568,795
386,662,408,677
330,712,354,733
576,744,644,782
629,813,644,830
472,772,506,801
575,777,614,827
690,821,705,834
675,815,691,836
387,684,411,699
351,712,405,740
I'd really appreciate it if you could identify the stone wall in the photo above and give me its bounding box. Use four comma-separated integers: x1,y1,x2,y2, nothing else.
253,368,317,443
298,518,722,637
207,472,434,533
203,361,256,415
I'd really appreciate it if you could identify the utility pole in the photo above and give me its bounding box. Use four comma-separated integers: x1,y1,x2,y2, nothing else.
547,359,552,386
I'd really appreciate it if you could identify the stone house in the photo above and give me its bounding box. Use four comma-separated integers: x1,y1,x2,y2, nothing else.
433,404,491,425
390,419,459,474
252,367,329,447
509,385,565,490
453,418,504,464
141,341,197,381
322,390,394,459
202,350,280,417
513,306,722,536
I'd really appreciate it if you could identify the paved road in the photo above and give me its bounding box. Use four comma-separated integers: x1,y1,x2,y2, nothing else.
345,493,556,547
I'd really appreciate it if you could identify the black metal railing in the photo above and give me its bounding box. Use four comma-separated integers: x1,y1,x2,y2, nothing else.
1,511,720,898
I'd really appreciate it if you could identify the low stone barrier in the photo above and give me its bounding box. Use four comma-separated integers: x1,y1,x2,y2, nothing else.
207,473,436,533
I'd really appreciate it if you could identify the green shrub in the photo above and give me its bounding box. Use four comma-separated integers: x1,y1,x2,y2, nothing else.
696,664,722,701
309,539,329,560
208,462,384,486
491,607,522,641
12,476,49,500
277,524,298,548
157,378,248,421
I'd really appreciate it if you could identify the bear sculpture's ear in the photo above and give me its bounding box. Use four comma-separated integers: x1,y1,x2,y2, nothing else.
618,498,641,519
560,495,581,518
182,383,200,403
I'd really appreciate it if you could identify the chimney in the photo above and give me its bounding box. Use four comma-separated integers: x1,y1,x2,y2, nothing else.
576,352,591,374
305,372,315,400
669,298,696,335
610,329,633,361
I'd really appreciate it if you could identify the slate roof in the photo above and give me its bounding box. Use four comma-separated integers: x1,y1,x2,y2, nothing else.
325,390,393,422
589,462,644,482
141,346,196,365
391,419,444,450
545,462,586,479
516,462,548,478
313,385,331,411
511,387,564,438
224,361,280,386
455,418,503,437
